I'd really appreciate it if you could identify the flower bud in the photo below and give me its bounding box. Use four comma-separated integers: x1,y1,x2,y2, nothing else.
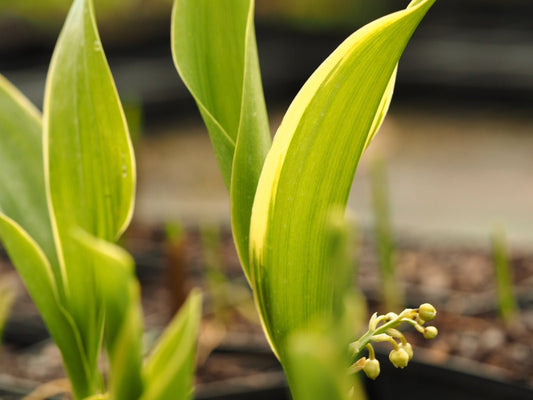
363,359,380,380
389,348,409,368
385,312,398,320
418,303,436,322
400,342,413,360
423,326,438,339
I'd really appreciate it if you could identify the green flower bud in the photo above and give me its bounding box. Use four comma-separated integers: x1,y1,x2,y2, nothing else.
418,303,436,322
400,342,413,360
423,326,438,339
363,359,381,380
389,348,409,369
385,312,398,320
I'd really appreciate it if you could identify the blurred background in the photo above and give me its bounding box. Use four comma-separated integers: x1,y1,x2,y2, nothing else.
0,0,532,246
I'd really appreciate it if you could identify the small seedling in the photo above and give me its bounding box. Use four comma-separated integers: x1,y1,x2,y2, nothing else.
165,221,191,314
369,158,404,312
200,224,257,325
491,226,518,324
0,281,15,346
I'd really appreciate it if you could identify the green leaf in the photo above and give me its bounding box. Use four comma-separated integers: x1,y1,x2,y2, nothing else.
364,67,397,152
0,75,62,288
171,0,271,276
45,0,135,246
285,214,367,400
0,74,94,398
43,0,135,382
249,0,436,362
141,290,202,400
286,332,357,400
74,231,144,400
0,215,94,399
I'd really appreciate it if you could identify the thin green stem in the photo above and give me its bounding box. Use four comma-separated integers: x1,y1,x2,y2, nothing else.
350,309,416,362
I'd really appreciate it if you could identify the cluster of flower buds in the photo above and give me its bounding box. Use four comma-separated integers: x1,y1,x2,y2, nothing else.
349,303,438,380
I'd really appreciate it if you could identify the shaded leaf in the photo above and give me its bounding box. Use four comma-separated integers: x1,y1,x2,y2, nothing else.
0,72,94,399
171,0,271,275
0,75,61,287
0,215,94,398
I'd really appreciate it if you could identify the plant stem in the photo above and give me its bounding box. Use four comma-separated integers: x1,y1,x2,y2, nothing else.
350,309,416,362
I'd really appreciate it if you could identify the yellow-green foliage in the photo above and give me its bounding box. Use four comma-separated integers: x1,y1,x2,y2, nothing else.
172,0,436,398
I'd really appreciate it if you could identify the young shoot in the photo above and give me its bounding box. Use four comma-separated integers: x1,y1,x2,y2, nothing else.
0,281,15,345
491,226,518,324
165,221,191,314
370,157,404,312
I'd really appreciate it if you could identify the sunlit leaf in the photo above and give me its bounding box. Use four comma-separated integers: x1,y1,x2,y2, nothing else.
249,0,436,363
171,0,271,275
44,0,135,246
43,0,135,384
142,290,202,400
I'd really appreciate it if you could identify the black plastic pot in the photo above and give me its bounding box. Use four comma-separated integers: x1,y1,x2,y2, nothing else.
194,347,533,400
365,349,533,400
2,339,532,399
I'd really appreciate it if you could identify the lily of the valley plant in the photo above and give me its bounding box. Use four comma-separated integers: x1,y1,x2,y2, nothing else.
0,0,201,399
172,0,437,397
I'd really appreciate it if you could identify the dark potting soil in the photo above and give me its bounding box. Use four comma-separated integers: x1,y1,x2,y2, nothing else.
0,223,532,395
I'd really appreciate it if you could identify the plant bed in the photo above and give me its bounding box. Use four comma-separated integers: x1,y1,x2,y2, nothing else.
358,240,533,315
2,224,533,398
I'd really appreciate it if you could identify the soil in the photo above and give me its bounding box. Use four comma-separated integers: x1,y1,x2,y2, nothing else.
0,223,532,397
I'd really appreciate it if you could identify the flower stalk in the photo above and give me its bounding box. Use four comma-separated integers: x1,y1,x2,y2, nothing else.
350,304,438,379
